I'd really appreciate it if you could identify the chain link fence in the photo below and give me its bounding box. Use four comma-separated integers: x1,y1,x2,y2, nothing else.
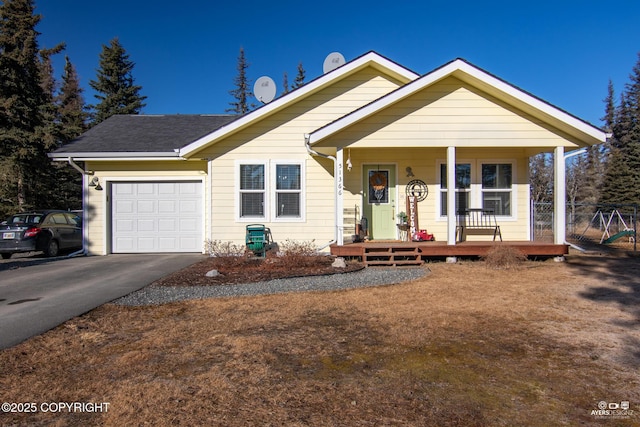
531,202,637,251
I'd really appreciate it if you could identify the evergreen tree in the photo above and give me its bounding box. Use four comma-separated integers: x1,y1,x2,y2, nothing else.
281,71,289,96
59,56,88,142
602,80,616,133
600,53,640,206
292,62,306,89
52,56,87,210
90,37,146,124
227,47,255,114
0,0,46,215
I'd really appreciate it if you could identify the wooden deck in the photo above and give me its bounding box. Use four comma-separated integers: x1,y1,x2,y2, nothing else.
331,241,568,266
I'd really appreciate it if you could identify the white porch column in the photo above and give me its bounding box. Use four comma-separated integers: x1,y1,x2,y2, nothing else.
447,146,457,245
336,148,344,245
554,146,566,244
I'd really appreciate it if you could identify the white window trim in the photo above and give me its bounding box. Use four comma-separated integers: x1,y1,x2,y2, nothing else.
236,160,268,222
235,159,306,223
436,159,517,222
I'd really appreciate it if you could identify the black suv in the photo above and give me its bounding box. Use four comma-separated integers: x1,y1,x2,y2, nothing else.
0,211,83,259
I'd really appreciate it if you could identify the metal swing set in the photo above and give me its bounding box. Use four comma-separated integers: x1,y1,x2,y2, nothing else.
579,208,636,245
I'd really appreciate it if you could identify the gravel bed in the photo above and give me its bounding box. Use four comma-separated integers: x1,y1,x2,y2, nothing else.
114,267,429,306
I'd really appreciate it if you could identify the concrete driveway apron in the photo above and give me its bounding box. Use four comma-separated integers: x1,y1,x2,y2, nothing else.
0,254,203,350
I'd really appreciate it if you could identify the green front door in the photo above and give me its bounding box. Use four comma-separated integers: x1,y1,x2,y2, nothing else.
363,165,396,240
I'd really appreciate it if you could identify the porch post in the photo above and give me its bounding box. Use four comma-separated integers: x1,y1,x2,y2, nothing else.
554,146,566,244
336,148,344,245
447,146,457,245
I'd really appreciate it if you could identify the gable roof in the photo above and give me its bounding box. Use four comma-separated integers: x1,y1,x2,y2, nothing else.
178,51,420,158
50,114,236,159
307,58,607,147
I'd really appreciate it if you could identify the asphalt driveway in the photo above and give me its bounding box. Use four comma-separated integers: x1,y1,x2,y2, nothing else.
0,253,203,350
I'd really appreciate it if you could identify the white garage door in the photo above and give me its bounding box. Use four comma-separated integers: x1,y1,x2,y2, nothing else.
112,181,203,253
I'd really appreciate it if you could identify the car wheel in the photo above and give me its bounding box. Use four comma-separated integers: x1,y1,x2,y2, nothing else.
1,253,11,259
44,239,59,257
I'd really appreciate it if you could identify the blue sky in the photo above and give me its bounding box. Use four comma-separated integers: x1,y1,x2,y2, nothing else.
36,0,639,127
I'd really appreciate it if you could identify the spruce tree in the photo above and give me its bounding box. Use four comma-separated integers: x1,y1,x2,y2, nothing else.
281,71,289,96
59,56,88,142
600,53,640,206
292,62,306,89
90,37,146,124
53,56,86,210
227,47,255,114
0,0,46,214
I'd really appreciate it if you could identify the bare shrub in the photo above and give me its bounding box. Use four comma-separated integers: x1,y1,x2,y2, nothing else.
278,239,325,267
481,245,527,270
204,240,248,267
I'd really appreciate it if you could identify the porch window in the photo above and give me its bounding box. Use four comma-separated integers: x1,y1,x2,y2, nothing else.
481,163,512,216
275,164,301,218
440,163,471,216
239,164,265,218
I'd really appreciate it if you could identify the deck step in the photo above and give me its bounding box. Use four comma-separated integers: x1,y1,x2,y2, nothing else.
363,246,423,267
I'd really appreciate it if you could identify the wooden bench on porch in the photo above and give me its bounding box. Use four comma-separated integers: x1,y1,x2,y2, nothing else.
457,208,502,242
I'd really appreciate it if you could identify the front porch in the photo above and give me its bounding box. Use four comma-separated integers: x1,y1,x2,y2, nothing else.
330,241,569,266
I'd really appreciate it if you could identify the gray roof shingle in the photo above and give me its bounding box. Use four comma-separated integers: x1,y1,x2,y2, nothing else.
52,114,238,154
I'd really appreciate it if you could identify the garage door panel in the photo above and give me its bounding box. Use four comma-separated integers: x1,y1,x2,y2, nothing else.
158,218,176,231
115,200,134,214
137,219,156,232
112,181,202,253
179,182,198,194
137,183,156,194
179,218,197,231
159,200,176,213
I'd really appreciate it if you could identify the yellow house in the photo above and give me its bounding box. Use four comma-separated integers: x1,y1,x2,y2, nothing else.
49,52,606,257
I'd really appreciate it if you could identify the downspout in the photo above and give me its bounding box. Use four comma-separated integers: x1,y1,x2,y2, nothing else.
207,158,213,246
304,134,338,251
67,158,93,257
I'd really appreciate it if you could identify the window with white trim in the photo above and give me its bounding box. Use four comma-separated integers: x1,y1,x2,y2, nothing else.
275,164,301,218
438,161,514,218
439,163,471,216
239,164,265,218
238,161,304,221
481,163,512,216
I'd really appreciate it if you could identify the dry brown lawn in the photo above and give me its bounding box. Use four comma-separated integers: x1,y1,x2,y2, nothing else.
1,253,639,426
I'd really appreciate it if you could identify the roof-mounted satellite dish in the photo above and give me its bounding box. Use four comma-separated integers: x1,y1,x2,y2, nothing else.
323,52,346,74
254,76,276,103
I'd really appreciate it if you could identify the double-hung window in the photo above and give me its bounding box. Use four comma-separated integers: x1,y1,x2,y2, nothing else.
275,164,301,218
439,163,471,216
239,164,265,218
481,163,512,216
438,161,514,218
238,161,303,221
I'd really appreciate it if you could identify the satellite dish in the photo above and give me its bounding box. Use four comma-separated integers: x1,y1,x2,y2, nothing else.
323,52,346,74
254,76,276,103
